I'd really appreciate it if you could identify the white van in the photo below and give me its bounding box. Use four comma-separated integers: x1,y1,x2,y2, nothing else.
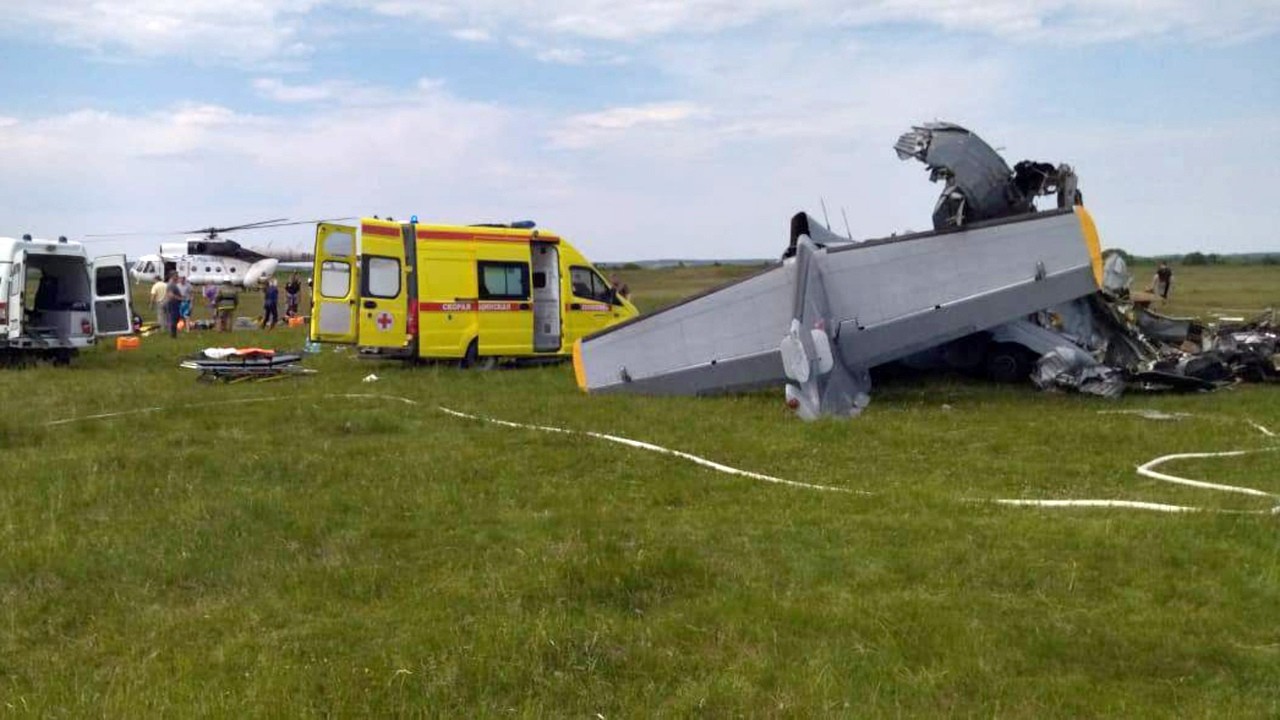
0,235,134,364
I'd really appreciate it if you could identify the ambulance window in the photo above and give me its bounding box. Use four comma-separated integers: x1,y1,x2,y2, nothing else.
362,256,400,298
571,267,614,302
324,231,354,256
95,266,126,296
478,262,529,300
319,260,351,297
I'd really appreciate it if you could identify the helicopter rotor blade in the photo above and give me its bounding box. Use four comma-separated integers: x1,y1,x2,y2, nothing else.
83,216,356,242
229,217,357,230
180,218,290,235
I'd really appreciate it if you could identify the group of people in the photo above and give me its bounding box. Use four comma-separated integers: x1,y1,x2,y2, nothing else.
148,272,305,338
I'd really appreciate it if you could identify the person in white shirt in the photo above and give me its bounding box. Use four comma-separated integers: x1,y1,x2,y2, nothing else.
149,279,169,328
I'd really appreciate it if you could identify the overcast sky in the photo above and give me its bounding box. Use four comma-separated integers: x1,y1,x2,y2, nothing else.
1,1,1277,260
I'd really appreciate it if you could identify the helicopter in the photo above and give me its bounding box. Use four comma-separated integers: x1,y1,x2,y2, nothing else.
87,218,338,288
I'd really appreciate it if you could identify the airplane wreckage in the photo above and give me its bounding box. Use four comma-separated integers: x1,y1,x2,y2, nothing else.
573,122,1279,419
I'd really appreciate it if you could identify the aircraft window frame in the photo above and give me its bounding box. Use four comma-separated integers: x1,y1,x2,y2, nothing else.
570,266,614,303
477,261,529,301
319,260,352,298
361,255,401,299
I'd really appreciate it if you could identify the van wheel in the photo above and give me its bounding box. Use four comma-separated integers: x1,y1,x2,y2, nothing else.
460,339,497,370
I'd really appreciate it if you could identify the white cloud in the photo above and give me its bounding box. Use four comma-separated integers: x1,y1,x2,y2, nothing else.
837,0,1280,43
534,47,588,65
450,27,492,42
551,102,709,148
253,78,339,103
7,1,1275,68
6,0,319,64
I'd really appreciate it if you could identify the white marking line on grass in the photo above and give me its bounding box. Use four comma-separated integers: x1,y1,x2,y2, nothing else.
1248,420,1276,438
1136,449,1277,497
46,395,843,495
994,413,1280,515
994,499,1202,513
43,394,420,426
437,406,857,494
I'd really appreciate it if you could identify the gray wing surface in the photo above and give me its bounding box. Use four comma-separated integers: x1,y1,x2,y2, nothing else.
576,208,1099,418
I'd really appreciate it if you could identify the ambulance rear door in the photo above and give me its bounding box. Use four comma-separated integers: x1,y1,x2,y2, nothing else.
6,249,24,340
310,223,359,343
91,254,134,336
357,222,411,353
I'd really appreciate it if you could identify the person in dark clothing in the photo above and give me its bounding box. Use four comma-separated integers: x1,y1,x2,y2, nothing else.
1153,261,1174,300
261,278,280,330
284,273,302,317
165,273,183,338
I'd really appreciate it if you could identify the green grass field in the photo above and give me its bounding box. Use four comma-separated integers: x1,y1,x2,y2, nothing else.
2,264,1278,716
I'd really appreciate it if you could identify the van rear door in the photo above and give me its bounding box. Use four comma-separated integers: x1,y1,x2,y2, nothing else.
310,223,359,343
356,222,410,353
91,254,134,335
6,250,24,340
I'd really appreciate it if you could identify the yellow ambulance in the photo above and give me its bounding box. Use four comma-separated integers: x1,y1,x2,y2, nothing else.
309,217,638,365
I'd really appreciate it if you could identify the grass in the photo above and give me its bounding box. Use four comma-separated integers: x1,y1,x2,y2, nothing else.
1,264,1278,716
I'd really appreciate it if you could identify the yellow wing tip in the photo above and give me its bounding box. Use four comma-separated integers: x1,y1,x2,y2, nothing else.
572,339,588,392
1074,205,1104,288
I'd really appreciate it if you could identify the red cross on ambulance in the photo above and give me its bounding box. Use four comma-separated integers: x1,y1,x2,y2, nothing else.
375,311,393,331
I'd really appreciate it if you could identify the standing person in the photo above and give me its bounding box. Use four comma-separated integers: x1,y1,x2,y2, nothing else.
203,283,219,318
261,278,280,330
178,275,194,330
284,272,302,318
164,273,183,338
1152,261,1174,301
149,277,168,329
215,282,239,332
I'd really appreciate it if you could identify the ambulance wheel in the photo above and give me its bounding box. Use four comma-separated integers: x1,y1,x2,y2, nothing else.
460,339,497,371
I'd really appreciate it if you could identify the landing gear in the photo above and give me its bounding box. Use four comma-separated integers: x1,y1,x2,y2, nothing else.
984,342,1036,383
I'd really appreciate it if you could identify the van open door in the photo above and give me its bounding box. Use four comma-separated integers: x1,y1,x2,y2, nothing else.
91,254,133,335
6,250,24,340
311,223,360,343
356,221,410,354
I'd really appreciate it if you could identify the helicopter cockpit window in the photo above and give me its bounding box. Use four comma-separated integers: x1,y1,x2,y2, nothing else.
320,260,351,298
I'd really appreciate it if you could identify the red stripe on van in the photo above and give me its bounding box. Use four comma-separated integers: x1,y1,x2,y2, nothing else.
420,302,475,312
361,224,402,237
415,229,560,244
417,302,527,312
477,302,528,312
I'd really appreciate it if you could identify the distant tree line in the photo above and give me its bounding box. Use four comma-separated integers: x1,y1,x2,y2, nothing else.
1106,248,1280,266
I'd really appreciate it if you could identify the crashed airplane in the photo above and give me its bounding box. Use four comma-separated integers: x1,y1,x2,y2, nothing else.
573,123,1106,418
572,122,1277,418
